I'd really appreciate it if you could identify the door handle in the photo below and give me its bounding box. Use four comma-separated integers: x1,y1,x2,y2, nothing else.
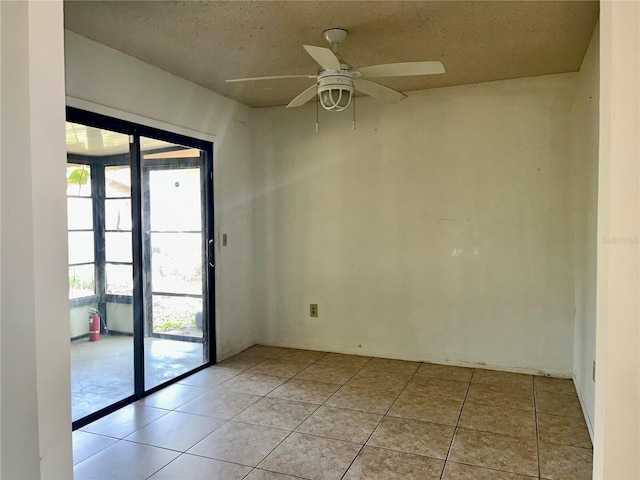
208,239,215,268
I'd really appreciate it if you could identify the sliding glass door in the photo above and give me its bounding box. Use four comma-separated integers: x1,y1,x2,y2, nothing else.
67,123,135,422
67,108,214,427
141,138,209,389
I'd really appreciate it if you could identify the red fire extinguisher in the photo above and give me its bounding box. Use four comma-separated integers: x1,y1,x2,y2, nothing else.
89,308,101,342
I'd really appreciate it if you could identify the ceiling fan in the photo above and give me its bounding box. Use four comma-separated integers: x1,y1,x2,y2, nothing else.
226,28,445,112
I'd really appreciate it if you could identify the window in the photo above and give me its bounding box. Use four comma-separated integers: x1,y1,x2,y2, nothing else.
67,163,95,299
105,166,133,295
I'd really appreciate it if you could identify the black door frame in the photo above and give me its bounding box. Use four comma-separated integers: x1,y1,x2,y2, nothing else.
141,157,209,345
67,107,216,430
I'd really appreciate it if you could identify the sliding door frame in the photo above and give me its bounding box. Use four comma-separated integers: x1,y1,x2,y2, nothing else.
68,107,216,429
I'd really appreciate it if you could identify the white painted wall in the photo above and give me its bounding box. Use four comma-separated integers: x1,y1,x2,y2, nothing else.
0,3,3,473
106,303,133,334
1,4,40,475
572,22,599,440
1,2,72,478
64,31,258,360
253,74,578,376
70,303,137,337
594,2,640,478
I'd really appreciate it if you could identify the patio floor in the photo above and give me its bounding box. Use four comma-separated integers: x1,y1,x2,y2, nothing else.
71,334,204,421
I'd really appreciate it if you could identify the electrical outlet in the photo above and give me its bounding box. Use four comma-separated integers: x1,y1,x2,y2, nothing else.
222,234,227,246
593,360,596,382
310,304,318,317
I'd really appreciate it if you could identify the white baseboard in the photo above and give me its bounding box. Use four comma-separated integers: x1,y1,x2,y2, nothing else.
573,372,595,442
255,340,572,378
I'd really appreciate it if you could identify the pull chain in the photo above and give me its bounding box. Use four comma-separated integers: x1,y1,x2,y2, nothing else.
316,90,319,132
352,93,356,130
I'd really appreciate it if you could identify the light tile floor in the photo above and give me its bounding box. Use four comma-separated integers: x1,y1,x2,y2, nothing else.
73,345,593,479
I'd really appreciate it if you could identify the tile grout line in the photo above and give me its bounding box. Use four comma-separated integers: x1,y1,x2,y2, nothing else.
322,356,388,480
143,453,184,480
149,354,285,479
533,377,542,480
227,355,579,478
177,353,398,478
247,353,372,478
254,358,501,478
438,368,475,480
338,362,421,480
71,437,120,468
243,365,328,477
76,348,590,480
80,351,359,476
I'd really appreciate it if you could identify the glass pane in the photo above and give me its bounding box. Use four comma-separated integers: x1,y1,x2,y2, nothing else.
106,263,133,295
68,231,94,264
142,136,207,391
67,164,92,197
151,295,203,334
68,264,95,298
105,198,132,231
143,147,201,160
105,165,131,198
145,295,204,389
66,122,130,157
67,123,134,423
67,197,93,230
149,169,202,232
140,136,179,153
150,233,202,295
105,232,132,263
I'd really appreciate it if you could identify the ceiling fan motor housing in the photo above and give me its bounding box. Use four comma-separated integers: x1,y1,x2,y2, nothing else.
317,70,354,111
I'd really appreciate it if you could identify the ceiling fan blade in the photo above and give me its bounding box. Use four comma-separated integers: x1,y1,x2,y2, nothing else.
226,74,317,83
357,61,445,78
286,85,318,108
354,78,407,104
303,45,341,71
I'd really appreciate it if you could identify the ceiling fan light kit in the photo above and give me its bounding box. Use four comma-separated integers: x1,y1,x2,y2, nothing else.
225,27,445,127
317,70,354,111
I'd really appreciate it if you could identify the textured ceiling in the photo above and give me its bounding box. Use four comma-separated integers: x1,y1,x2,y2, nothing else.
63,1,599,108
